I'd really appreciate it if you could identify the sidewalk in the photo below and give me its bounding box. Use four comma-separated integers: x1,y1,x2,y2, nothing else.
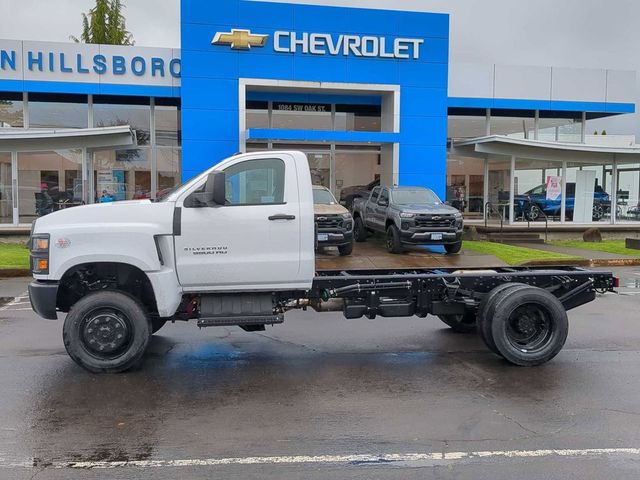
517,242,637,260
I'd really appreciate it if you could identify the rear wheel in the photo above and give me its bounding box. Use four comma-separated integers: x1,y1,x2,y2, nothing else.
477,283,529,355
489,287,568,366
444,241,462,254
437,311,476,333
353,217,367,242
338,241,353,256
386,225,402,254
63,291,151,373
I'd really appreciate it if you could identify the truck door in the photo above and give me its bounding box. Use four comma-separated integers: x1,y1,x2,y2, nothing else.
366,187,381,230
376,188,390,228
174,153,303,290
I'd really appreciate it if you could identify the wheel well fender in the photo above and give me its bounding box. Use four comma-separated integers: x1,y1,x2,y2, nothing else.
57,262,158,315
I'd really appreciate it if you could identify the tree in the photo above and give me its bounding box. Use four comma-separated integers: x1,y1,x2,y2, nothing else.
70,0,134,45
601,130,607,135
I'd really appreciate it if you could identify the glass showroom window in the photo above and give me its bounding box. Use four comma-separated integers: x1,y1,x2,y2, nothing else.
616,160,640,221
28,93,87,129
157,148,181,196
446,154,484,215
93,96,151,201
447,115,487,139
155,100,181,196
246,100,269,128
93,147,151,202
0,152,12,224
334,104,381,132
538,116,581,143
17,150,82,223
490,110,535,139
487,156,511,219
513,158,562,223
0,93,24,127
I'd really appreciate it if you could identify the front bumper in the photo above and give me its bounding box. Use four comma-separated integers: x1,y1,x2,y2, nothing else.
28,280,58,320
400,229,462,245
317,230,354,247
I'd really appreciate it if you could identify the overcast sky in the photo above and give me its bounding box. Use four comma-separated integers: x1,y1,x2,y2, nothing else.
0,0,638,133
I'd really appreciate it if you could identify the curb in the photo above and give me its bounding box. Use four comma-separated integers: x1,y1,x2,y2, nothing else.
518,258,640,267
0,269,31,278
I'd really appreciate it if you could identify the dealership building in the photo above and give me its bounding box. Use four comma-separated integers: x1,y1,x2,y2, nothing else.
0,0,638,228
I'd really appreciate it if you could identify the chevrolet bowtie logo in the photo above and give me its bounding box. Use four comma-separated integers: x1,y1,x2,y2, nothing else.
212,29,268,50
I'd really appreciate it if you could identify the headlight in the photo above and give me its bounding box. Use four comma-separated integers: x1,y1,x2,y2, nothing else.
400,212,415,219
340,212,352,220
32,236,50,253
30,234,50,275
454,212,463,219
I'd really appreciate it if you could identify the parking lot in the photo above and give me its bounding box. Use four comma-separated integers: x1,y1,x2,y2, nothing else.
0,268,639,479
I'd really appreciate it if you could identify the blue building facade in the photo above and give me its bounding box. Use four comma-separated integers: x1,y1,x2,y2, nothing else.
181,0,450,193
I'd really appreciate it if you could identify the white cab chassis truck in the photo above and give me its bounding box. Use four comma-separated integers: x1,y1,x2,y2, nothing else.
28,151,617,373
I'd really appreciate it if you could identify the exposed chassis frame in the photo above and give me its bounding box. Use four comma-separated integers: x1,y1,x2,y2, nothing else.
305,266,616,319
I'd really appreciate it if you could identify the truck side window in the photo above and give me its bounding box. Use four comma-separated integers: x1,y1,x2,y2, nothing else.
370,187,380,203
378,189,389,205
223,158,285,205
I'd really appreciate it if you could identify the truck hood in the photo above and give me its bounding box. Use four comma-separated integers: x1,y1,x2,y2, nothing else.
314,203,349,215
395,203,460,214
33,199,176,235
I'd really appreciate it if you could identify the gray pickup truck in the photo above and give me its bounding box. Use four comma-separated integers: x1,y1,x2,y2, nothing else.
352,186,463,254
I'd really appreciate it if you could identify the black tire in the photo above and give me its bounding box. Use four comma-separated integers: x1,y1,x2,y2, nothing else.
489,286,568,366
63,291,151,373
477,283,529,355
338,241,353,256
592,203,604,221
444,241,462,254
437,311,477,333
386,224,402,254
151,318,167,334
354,216,367,243
524,204,542,221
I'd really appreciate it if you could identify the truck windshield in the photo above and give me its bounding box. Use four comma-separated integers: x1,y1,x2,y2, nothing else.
392,189,440,205
313,188,337,204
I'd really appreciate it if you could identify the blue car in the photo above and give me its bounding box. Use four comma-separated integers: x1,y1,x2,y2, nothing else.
514,182,610,221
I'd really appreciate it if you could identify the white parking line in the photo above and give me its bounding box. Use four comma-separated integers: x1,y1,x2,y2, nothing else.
1,447,640,470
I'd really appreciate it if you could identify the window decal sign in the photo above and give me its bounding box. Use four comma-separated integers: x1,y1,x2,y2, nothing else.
546,175,562,201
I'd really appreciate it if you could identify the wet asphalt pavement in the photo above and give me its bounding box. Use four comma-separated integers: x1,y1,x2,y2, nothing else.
1,268,640,479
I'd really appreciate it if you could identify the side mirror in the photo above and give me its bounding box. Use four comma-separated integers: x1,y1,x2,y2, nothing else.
205,170,226,206
188,170,226,207
379,199,389,207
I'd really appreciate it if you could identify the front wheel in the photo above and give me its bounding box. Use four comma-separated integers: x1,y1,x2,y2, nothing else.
338,241,353,256
353,217,367,242
63,291,151,373
386,225,403,254
444,241,462,254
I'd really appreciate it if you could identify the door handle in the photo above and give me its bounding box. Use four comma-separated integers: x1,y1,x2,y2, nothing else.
268,214,296,221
